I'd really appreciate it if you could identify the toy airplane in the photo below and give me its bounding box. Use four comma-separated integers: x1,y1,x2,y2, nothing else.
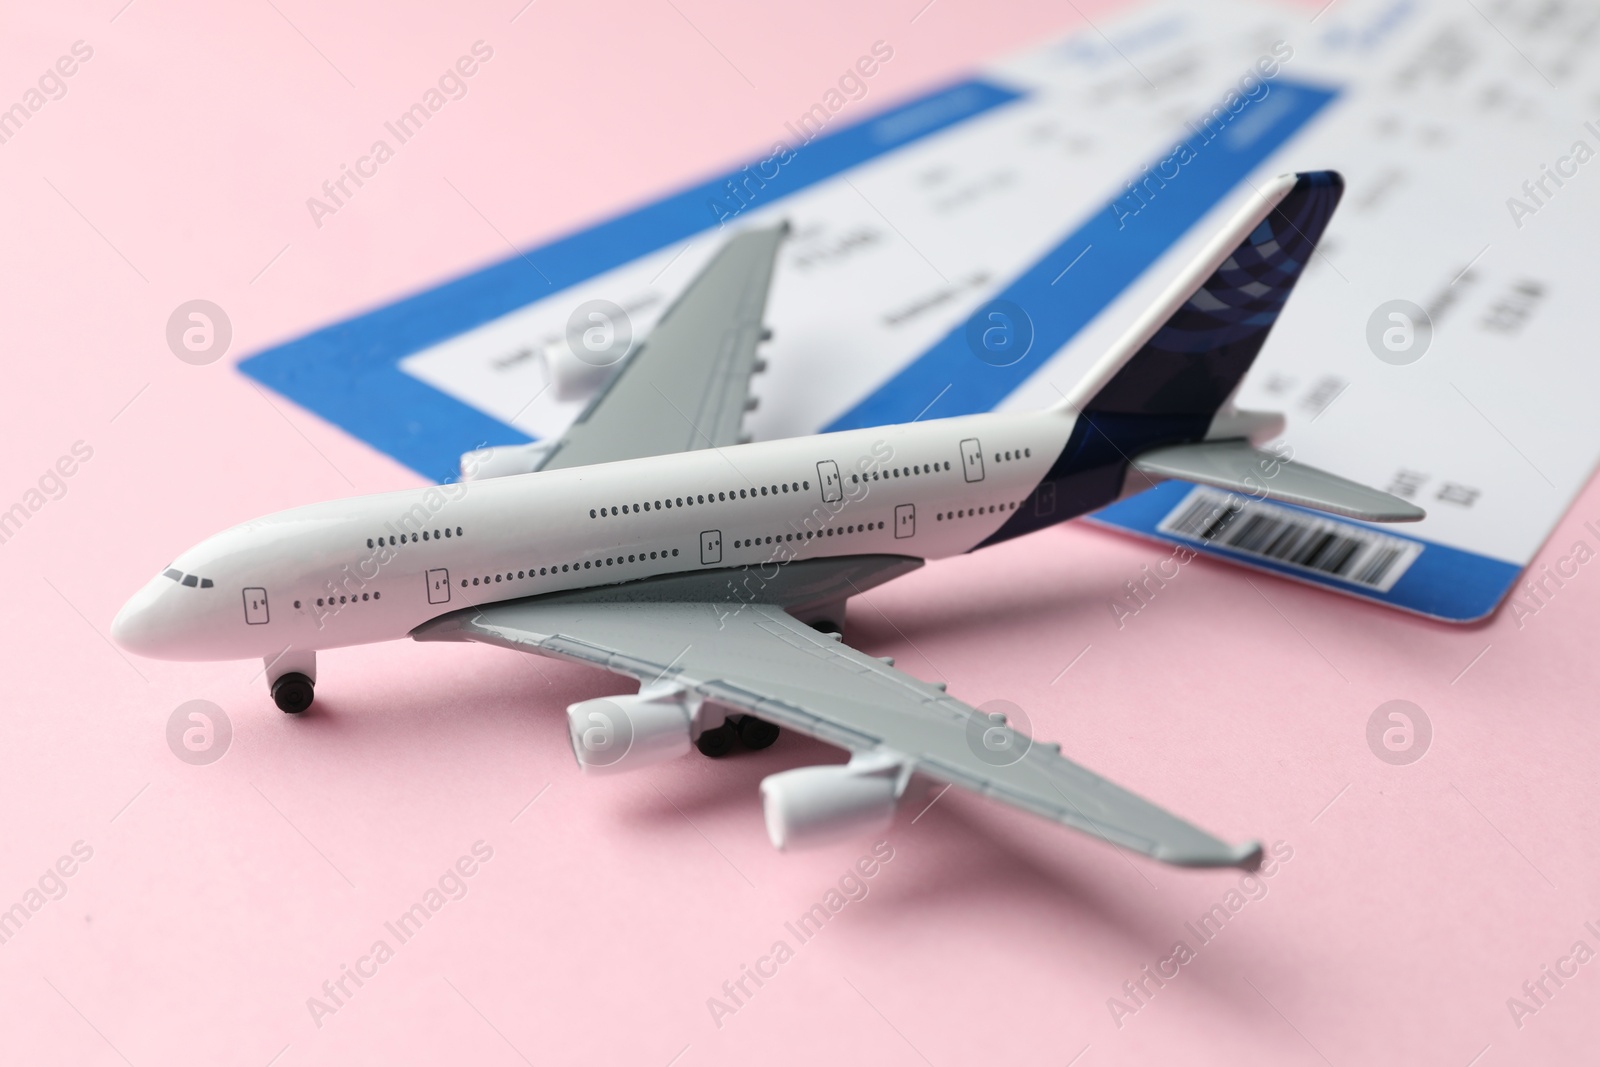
114,171,1421,870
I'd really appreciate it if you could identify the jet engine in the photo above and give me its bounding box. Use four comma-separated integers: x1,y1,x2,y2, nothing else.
566,684,701,776
541,336,625,401
759,751,911,850
459,441,557,481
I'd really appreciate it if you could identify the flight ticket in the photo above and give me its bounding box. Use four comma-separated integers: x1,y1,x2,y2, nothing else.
241,0,1600,621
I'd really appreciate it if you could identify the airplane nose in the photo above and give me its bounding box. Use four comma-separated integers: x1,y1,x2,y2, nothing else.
112,576,174,658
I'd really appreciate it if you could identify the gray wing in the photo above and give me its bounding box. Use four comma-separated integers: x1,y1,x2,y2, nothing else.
537,225,787,471
414,567,1261,870
1132,440,1425,522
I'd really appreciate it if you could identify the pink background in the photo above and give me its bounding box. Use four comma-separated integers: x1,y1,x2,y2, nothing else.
4,1,1598,1063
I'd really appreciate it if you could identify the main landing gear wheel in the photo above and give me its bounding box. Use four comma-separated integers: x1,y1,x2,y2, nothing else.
695,716,782,757
273,673,315,714
695,723,736,758
738,715,780,750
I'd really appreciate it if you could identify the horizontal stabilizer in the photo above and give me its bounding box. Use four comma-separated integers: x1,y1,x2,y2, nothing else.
1132,439,1425,523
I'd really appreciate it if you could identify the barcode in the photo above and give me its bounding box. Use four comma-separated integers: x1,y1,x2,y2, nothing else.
1157,487,1422,593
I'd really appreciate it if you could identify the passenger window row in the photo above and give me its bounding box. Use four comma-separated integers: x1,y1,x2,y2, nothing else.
591,482,811,519
992,448,1033,463
301,591,382,609
936,502,1017,521
162,568,213,589
459,549,683,588
733,521,885,550
851,461,949,485
367,526,462,549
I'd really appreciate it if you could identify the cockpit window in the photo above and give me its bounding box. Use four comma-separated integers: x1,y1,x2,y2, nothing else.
163,569,182,581
164,568,214,589
182,575,199,587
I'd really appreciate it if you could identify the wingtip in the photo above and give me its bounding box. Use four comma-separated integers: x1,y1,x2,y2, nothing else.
1151,838,1264,870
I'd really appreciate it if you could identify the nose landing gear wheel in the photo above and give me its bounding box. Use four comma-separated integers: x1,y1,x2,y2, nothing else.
738,715,780,750
695,723,736,757
272,673,315,714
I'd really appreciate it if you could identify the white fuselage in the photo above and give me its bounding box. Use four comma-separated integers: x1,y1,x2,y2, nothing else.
112,410,1076,663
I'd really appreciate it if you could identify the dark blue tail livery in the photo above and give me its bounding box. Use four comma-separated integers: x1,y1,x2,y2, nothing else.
982,171,1344,548
1085,170,1343,418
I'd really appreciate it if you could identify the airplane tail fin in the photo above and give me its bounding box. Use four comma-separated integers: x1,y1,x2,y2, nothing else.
1014,171,1424,532
1057,170,1343,425
1070,171,1420,522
